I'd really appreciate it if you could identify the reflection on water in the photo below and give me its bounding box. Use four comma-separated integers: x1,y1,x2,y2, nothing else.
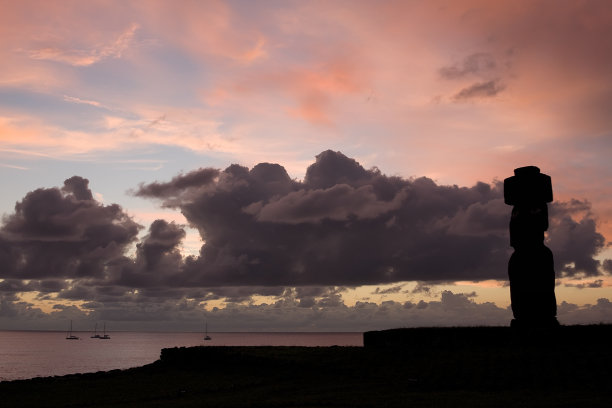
0,331,363,381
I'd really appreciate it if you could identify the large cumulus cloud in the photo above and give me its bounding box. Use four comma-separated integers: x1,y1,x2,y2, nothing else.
134,150,609,287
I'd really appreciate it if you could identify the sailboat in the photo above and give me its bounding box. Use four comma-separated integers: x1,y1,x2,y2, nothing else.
204,321,212,341
90,323,101,338
66,320,80,340
100,322,111,339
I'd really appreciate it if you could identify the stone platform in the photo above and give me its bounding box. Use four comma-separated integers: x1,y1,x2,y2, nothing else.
363,324,612,348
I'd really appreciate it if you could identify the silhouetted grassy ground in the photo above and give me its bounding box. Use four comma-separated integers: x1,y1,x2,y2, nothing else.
2,325,612,407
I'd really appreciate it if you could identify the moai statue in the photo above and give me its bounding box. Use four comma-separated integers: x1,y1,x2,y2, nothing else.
504,166,559,328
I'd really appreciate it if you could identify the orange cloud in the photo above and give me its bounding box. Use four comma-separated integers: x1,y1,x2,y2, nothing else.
205,56,369,126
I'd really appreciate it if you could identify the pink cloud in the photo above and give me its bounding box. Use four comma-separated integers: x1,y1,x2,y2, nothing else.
28,23,139,67
213,56,368,126
136,0,268,64
0,1,139,91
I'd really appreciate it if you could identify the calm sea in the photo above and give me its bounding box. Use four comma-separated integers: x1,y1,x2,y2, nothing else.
0,331,363,382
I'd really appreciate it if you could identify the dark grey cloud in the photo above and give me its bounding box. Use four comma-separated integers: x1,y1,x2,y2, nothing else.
603,259,612,274
373,285,404,295
557,298,612,325
133,167,219,207
547,200,606,276
303,150,370,189
439,52,497,80
0,279,67,293
564,279,603,289
113,219,186,287
453,79,505,101
133,150,508,286
0,295,47,320
0,289,514,331
0,279,35,293
62,176,94,201
4,285,612,331
133,150,608,289
0,177,141,280
244,183,408,224
412,283,433,295
439,52,509,102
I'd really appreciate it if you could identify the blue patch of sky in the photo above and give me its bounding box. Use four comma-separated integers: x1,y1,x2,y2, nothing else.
76,45,208,109
0,88,113,132
231,0,294,36
73,59,147,102
0,145,233,220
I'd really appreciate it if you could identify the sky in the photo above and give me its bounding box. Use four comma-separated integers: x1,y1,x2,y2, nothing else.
1,0,612,332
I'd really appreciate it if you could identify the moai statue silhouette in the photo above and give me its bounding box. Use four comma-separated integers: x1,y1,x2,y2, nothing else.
504,166,559,328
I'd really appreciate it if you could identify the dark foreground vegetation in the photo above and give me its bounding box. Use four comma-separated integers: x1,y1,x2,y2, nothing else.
2,325,612,408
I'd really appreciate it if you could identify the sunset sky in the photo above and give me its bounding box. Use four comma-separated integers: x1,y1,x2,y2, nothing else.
1,0,612,331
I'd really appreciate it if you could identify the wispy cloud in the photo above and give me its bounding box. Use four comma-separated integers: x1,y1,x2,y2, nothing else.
29,23,139,67
62,95,103,108
453,79,506,101
0,148,55,159
439,53,498,80
0,163,28,170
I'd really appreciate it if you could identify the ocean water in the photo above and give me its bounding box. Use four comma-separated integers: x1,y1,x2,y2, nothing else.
0,331,363,382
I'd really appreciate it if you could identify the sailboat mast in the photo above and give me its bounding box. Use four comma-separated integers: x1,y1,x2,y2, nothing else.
204,320,211,340
66,320,79,339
